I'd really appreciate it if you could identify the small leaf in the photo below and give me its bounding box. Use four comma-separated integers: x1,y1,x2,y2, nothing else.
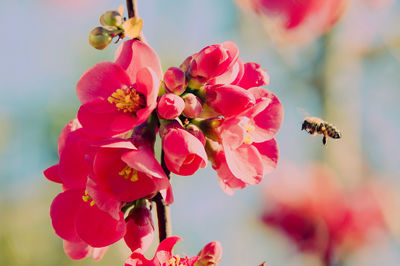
122,17,143,39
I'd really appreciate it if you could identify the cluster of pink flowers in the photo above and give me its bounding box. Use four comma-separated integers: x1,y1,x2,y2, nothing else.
44,37,282,262
261,164,387,264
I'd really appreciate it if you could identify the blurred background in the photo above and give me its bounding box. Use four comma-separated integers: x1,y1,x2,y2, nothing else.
0,0,399,265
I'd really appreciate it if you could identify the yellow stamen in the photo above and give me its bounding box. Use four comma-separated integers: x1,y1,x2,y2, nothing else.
107,85,145,113
118,165,139,182
244,123,255,133
243,135,253,145
82,191,95,206
243,122,255,145
168,255,185,266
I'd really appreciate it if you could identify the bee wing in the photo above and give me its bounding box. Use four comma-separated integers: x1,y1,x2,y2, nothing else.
296,107,311,117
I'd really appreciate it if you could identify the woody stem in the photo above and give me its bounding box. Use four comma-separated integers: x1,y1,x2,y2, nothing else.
154,151,172,242
126,0,138,18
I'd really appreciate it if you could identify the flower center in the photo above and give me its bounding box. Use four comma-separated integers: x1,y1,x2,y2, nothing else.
168,255,191,266
243,123,255,145
119,165,139,182
108,85,146,113
82,191,95,206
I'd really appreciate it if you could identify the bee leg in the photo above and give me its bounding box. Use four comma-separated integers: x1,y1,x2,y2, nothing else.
322,134,327,145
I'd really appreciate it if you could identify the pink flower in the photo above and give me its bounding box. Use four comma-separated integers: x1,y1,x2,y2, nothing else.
188,41,239,87
205,87,282,194
163,67,187,95
50,188,126,249
76,39,162,137
124,205,154,253
261,163,387,263
91,138,172,203
161,123,207,176
157,93,185,120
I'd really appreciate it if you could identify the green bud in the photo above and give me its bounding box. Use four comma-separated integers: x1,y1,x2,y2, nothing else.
88,27,112,50
100,10,123,27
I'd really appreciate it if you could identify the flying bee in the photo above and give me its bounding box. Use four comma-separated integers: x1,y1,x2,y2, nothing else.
301,117,342,145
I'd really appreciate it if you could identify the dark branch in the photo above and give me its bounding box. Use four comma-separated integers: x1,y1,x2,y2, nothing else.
126,0,138,18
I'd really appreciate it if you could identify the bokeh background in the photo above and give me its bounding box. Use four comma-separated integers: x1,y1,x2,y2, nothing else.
1,0,399,265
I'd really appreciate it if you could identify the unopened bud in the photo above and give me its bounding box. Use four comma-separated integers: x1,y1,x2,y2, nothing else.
182,93,202,118
88,27,112,50
157,93,185,120
124,205,154,253
164,67,187,95
195,241,223,266
100,10,123,27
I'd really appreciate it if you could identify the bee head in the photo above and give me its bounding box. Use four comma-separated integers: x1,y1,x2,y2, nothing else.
301,119,309,130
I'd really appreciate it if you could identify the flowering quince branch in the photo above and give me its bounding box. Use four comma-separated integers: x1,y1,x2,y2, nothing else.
44,0,284,264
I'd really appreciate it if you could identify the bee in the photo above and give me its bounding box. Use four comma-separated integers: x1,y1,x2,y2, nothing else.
301,117,342,145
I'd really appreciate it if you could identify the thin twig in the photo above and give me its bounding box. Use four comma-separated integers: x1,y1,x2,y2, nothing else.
154,151,172,242
126,0,138,19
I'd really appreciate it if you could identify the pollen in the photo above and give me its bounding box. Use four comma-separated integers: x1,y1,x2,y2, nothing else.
82,191,95,206
244,123,255,133
243,135,253,144
118,165,139,182
168,255,189,266
243,122,255,144
108,85,145,113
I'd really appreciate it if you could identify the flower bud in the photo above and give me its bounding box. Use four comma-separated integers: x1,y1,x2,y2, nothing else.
195,241,223,266
124,205,154,253
163,67,187,95
100,10,123,27
88,27,112,50
157,93,185,120
182,93,202,118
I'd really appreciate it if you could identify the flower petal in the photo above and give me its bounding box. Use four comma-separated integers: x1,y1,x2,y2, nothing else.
121,147,168,180
50,189,85,242
63,240,92,260
44,164,62,184
76,62,130,105
75,203,126,248
115,39,163,82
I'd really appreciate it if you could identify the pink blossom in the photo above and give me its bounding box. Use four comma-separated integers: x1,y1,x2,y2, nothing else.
261,163,387,262
161,123,207,176
205,87,282,194
76,39,162,137
125,237,198,266
50,188,126,249
188,41,239,86
157,93,185,120
91,139,172,203
124,205,154,253
164,67,187,95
